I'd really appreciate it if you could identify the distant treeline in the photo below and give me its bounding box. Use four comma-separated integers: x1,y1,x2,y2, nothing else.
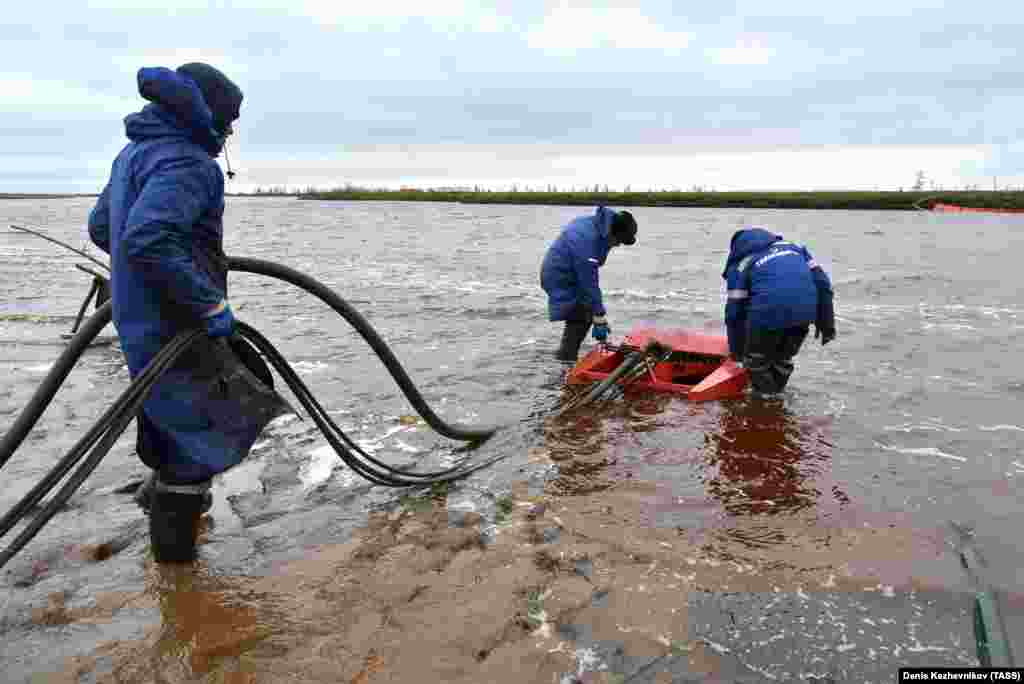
299,189,1024,211
7,190,1024,211
0,193,96,199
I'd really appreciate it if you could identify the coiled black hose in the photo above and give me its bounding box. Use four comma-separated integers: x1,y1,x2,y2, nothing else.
238,322,504,486
0,257,503,568
227,256,497,441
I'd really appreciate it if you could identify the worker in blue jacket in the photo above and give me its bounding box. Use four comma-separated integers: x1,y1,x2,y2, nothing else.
88,63,290,562
722,228,836,395
541,207,638,361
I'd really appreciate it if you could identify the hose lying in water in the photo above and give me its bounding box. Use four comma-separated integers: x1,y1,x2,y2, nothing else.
227,256,496,442
555,341,672,417
556,350,645,417
0,257,502,568
0,328,203,569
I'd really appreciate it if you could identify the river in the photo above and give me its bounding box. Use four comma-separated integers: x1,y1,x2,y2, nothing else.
1,198,1021,682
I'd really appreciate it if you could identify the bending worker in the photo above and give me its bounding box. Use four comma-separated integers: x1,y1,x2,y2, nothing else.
88,63,291,562
722,228,836,395
540,207,638,361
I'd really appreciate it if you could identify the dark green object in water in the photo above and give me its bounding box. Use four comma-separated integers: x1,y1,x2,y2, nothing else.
961,545,1015,666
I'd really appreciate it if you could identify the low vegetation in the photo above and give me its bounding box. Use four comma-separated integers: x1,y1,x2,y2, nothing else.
298,188,1024,211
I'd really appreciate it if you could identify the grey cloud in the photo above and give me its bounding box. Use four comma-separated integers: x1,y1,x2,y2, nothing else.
6,2,1024,191
0,22,41,41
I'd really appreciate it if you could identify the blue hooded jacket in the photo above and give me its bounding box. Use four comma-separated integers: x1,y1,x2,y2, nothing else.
722,228,834,355
540,207,622,321
88,67,285,483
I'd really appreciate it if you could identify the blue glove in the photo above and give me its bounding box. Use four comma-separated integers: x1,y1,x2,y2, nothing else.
203,301,236,338
592,315,610,342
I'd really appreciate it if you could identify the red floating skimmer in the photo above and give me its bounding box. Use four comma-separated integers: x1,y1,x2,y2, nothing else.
567,326,750,402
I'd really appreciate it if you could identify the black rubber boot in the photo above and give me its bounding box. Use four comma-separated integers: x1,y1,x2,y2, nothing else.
556,316,594,362
135,472,212,514
149,486,207,563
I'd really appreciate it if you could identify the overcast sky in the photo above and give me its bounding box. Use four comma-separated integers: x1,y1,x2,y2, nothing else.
4,1,1023,193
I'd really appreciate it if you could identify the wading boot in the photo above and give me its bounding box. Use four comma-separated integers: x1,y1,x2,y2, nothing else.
556,319,591,362
135,472,212,514
149,480,211,563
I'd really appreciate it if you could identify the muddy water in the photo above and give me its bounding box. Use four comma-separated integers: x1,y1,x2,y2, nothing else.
1,198,1022,682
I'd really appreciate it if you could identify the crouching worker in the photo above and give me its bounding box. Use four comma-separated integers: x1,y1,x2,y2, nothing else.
88,63,292,562
722,228,836,396
540,207,638,361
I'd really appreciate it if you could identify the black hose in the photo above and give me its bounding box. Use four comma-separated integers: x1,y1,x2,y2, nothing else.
0,257,506,566
556,350,646,417
2,258,496,476
0,301,112,470
69,277,100,335
0,331,202,569
0,330,201,540
227,256,497,442
238,322,504,486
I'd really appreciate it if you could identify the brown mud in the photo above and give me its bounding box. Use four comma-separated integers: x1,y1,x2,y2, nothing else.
35,471,971,684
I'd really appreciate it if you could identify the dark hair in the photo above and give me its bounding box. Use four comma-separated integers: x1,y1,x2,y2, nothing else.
612,210,637,245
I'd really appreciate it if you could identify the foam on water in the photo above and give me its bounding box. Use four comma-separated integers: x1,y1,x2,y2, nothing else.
289,360,330,374
876,443,967,462
299,444,343,489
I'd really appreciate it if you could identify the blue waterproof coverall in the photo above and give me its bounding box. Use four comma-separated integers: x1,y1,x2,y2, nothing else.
89,67,287,484
722,228,835,392
540,206,625,359
541,206,624,321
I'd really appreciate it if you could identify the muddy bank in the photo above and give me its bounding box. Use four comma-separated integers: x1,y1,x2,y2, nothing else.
37,474,981,684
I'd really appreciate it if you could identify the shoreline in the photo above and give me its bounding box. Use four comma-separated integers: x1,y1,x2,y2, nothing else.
5,191,1024,212
297,189,1024,212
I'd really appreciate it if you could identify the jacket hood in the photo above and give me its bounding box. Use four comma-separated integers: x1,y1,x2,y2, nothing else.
594,206,618,239
722,228,783,277
124,67,225,155
176,62,243,133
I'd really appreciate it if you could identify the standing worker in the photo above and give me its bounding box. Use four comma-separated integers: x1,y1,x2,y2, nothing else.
88,63,291,562
722,227,836,395
541,207,638,361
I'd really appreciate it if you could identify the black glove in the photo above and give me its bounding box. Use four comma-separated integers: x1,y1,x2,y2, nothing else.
815,289,835,346
814,325,835,346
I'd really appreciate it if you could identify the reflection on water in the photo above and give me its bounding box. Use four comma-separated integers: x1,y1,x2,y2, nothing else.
543,398,614,496
699,398,855,566
542,377,677,496
543,376,843,522
704,398,839,517
542,385,853,566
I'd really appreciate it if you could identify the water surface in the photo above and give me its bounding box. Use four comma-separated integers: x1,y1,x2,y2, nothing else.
1,198,1022,681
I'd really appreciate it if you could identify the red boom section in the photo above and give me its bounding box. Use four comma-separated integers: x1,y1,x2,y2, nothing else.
932,203,1024,215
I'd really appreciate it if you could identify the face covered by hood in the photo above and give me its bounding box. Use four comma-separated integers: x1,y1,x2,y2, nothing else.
722,227,783,277
126,64,243,156
611,210,637,245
